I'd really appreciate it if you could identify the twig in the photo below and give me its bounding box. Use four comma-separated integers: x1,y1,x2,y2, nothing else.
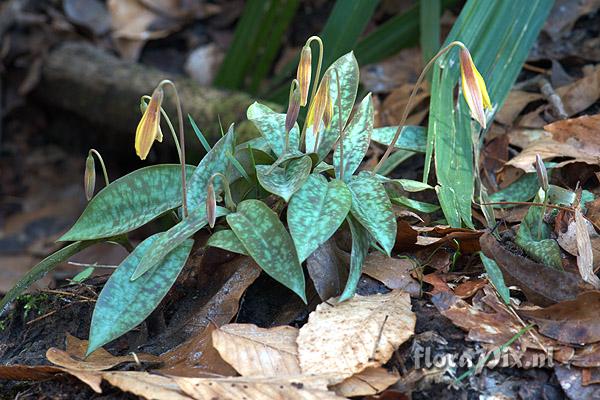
370,315,389,361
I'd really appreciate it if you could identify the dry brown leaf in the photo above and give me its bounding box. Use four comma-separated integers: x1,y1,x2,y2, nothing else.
557,65,600,116
332,367,399,397
212,323,301,377
102,371,193,400
173,375,343,400
360,48,423,93
454,279,488,298
575,209,600,289
0,365,61,381
545,113,600,154
361,252,420,296
519,291,600,345
297,290,415,380
306,239,347,301
496,90,543,126
422,273,452,295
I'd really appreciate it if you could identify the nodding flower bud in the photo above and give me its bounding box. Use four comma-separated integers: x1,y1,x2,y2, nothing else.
459,47,491,129
305,74,332,135
285,85,301,133
135,86,164,160
84,153,96,201
206,181,217,229
535,154,549,192
296,44,312,107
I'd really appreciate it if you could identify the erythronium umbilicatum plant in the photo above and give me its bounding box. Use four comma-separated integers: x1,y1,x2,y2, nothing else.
0,36,491,355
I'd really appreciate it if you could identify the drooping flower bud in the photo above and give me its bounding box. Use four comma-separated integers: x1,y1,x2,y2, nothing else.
296,44,312,106
305,74,331,135
322,81,334,129
84,153,96,201
535,154,548,192
285,85,301,133
135,86,164,160
459,47,491,129
206,181,216,228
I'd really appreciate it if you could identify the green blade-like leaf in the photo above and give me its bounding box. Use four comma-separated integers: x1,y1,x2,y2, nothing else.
339,215,370,302
370,126,427,153
435,185,461,227
0,241,96,311
347,173,396,256
188,114,212,153
377,176,433,192
420,0,441,68
480,253,510,305
256,155,312,202
60,165,195,241
247,102,300,157
226,200,306,302
391,196,440,213
87,234,193,355
426,0,552,227
207,229,248,256
131,206,229,280
334,93,373,180
287,175,351,262
186,124,236,211
305,52,359,161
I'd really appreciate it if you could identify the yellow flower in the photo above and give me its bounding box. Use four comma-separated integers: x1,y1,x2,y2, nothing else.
459,48,491,129
296,44,312,107
305,74,332,134
135,87,164,160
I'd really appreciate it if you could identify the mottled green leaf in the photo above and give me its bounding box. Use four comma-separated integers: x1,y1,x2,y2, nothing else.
87,234,193,355
207,229,248,255
0,241,96,311
391,196,440,213
226,200,306,302
489,173,538,206
186,124,235,211
288,175,351,262
247,102,300,157
370,125,427,153
480,253,510,304
348,173,396,256
339,215,370,302
313,161,334,175
515,192,562,270
131,206,229,280
256,155,312,202
306,52,359,161
60,165,195,241
334,93,373,180
377,176,433,192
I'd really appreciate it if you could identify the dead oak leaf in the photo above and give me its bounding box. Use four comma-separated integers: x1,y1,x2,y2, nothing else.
332,367,399,397
212,323,301,377
297,290,415,381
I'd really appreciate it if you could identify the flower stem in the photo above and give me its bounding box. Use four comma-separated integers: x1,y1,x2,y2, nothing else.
371,41,467,175
158,80,188,218
306,36,324,104
88,149,109,186
208,172,235,211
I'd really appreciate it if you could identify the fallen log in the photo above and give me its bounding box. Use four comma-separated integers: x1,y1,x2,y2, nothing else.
34,41,271,146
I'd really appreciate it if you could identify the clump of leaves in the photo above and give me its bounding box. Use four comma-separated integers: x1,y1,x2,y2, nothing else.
1,36,492,356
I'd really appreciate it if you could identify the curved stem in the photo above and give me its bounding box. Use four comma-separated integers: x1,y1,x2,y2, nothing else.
88,149,109,186
306,36,324,104
371,41,467,175
208,172,235,211
158,80,188,218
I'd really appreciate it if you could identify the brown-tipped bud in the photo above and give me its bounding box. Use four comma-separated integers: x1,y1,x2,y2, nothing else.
296,44,312,106
285,86,301,133
84,154,96,201
535,154,548,192
322,79,334,129
459,47,491,129
135,87,164,160
206,182,216,228
306,74,331,134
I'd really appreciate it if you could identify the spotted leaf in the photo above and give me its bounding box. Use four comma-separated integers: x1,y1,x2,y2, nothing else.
247,102,300,157
256,155,312,202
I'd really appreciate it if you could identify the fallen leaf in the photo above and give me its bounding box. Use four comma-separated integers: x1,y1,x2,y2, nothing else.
297,290,415,380
212,323,301,377
422,274,452,295
47,334,159,371
103,371,192,400
519,291,600,345
581,367,600,386
0,365,61,381
306,239,347,301
555,365,600,400
184,44,224,86
575,209,600,288
480,233,593,306
545,113,600,154
332,367,399,397
496,90,543,126
557,65,600,117
361,252,421,297
174,375,343,400
454,279,487,299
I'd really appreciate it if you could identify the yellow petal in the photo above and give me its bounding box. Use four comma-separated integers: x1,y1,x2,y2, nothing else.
297,45,312,107
474,67,491,109
135,88,163,160
459,49,488,129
